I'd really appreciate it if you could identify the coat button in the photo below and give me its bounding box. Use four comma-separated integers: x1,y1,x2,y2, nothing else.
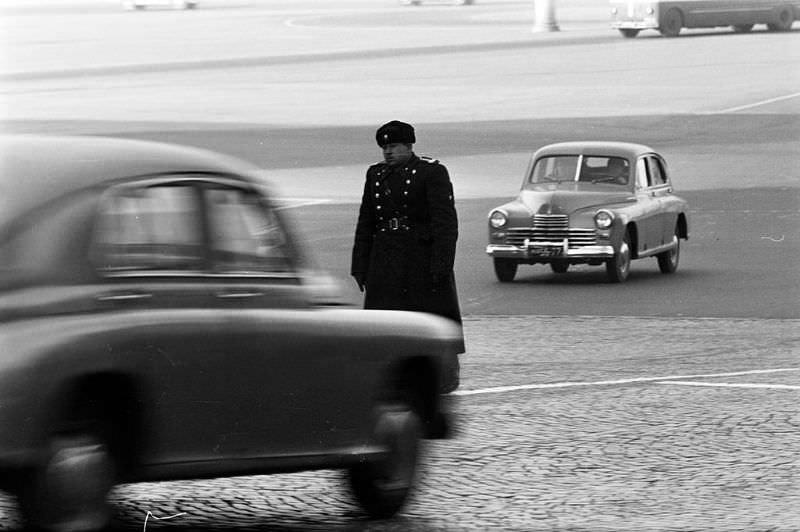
406,179,411,184
376,205,382,210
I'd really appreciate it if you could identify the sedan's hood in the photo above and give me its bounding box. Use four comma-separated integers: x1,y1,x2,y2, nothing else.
518,183,635,215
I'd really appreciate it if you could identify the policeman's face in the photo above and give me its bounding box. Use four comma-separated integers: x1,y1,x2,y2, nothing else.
382,143,413,167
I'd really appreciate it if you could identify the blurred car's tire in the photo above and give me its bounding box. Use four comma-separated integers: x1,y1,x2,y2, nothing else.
19,430,116,532
619,28,640,38
767,5,794,30
348,404,422,519
493,258,518,282
550,262,569,274
606,230,631,282
732,23,754,32
657,230,680,274
659,8,683,37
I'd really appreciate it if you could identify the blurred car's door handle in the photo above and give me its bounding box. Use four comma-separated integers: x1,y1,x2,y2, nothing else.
215,290,263,299
96,291,153,302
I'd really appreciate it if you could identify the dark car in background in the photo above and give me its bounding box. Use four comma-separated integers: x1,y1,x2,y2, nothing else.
0,135,461,532
486,141,689,283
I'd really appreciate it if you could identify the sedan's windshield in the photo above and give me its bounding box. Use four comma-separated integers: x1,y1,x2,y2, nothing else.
530,155,631,186
530,155,578,183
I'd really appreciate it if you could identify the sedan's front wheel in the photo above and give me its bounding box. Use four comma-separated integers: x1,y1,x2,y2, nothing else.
493,258,518,282
606,230,631,282
659,8,683,37
348,404,422,519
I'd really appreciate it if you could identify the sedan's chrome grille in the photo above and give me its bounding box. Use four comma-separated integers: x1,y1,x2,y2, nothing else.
505,215,597,247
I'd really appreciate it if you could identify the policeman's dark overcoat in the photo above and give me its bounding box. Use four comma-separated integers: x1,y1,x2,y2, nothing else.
351,154,463,333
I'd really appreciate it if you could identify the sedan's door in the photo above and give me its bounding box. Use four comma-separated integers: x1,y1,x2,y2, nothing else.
91,179,237,465
633,157,665,254
201,183,371,458
644,155,675,248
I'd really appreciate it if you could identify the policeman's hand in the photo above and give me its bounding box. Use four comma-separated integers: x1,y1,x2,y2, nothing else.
352,273,367,292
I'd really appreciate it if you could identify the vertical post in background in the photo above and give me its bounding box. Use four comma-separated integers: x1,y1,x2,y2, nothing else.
532,0,560,32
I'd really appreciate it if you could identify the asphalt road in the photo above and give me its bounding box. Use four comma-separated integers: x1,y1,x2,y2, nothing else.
1,1,798,530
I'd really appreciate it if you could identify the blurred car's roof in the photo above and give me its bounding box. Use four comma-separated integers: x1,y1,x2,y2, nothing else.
0,134,260,226
534,141,656,158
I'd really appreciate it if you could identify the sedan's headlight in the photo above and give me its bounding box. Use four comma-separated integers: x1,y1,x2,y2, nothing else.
594,210,614,229
489,211,508,229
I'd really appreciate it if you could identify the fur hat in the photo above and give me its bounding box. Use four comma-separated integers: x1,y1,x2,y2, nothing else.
375,120,416,147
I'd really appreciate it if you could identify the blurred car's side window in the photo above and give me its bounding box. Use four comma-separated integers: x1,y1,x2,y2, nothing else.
93,184,205,272
646,157,667,187
205,187,293,274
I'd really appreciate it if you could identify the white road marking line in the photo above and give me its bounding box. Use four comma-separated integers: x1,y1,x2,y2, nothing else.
658,381,800,390
711,91,800,114
453,368,800,396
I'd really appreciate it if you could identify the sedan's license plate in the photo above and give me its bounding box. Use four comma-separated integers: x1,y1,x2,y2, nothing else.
530,246,562,257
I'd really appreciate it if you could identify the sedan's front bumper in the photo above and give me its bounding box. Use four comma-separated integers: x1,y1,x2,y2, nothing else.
611,19,658,30
486,243,614,260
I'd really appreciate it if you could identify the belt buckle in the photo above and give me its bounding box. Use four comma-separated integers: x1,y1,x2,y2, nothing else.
389,217,400,231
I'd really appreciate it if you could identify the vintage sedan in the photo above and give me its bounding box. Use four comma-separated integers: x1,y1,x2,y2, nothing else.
486,141,689,283
121,0,198,9
400,0,474,5
0,135,462,532
610,0,797,37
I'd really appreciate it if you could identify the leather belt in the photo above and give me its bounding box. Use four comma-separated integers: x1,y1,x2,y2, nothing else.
377,217,412,232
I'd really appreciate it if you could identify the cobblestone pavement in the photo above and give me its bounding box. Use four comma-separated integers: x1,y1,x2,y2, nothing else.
2,316,798,531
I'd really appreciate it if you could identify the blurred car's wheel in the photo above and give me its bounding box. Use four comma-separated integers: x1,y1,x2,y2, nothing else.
732,23,754,32
550,262,569,274
493,258,518,282
659,8,683,37
767,5,794,30
657,229,680,274
19,430,116,532
606,230,631,282
619,28,640,38
348,404,422,519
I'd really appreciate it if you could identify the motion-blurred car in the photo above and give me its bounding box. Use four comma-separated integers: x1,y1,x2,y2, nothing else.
122,0,197,10
486,141,689,283
610,0,797,37
0,135,462,532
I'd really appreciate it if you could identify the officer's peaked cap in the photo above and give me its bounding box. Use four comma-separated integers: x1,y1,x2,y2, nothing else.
376,120,415,147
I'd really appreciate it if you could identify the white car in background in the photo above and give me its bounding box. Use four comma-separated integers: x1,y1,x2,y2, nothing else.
401,0,474,5
122,0,197,9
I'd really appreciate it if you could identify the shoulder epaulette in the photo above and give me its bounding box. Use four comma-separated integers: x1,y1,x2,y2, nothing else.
419,155,441,165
